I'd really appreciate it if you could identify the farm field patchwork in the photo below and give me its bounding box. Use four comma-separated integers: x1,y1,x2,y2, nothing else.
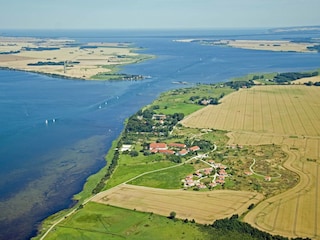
183,84,320,239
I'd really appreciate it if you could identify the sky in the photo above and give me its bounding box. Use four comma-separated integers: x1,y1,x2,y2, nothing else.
1,0,320,29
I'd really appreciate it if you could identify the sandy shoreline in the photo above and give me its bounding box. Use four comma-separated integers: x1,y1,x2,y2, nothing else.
0,36,150,80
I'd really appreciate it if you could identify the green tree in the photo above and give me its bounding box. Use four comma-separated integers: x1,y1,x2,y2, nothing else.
169,211,176,219
129,150,139,157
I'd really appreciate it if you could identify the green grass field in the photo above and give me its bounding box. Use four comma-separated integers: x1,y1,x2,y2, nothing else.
128,164,194,189
43,202,259,240
150,85,235,116
44,202,210,240
105,161,175,189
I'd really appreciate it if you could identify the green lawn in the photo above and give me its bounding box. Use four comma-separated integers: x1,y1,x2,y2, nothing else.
128,164,194,189
105,161,175,189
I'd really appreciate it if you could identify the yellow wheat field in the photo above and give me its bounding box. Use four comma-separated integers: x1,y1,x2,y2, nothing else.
183,85,320,239
182,85,320,137
92,184,263,224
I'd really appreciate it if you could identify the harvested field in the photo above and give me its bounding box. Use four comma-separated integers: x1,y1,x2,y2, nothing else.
294,75,320,84
182,85,320,137
92,184,263,224
244,143,320,239
182,85,320,239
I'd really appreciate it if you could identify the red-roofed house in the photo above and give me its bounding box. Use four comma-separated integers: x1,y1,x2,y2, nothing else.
168,143,186,148
189,146,200,152
216,179,225,184
158,149,175,155
204,168,213,175
219,169,227,176
265,176,271,181
178,149,189,156
149,142,167,151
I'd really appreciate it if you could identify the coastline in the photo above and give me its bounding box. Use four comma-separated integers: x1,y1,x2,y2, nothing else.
33,69,320,239
0,36,154,81
2,29,318,239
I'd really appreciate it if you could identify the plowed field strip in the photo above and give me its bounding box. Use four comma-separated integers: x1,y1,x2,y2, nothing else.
290,87,317,136
232,88,243,130
282,87,304,135
266,89,275,133
242,90,249,130
224,89,238,130
278,88,296,134
304,87,320,136
271,87,286,134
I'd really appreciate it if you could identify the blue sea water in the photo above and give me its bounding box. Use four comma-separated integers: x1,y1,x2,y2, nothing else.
0,29,320,240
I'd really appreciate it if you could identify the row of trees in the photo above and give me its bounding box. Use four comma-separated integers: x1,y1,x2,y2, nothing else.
27,61,80,66
304,81,320,86
91,140,122,194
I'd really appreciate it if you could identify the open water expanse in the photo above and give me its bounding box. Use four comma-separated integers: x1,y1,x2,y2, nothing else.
0,29,320,239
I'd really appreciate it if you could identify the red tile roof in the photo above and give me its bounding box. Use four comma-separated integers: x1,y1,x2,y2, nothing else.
178,149,189,156
168,143,186,148
149,142,167,150
189,146,200,151
158,149,175,155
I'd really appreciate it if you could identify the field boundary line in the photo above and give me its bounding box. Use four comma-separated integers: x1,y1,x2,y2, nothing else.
266,89,275,133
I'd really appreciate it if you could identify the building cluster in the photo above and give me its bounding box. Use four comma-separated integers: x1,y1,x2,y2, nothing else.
182,160,229,189
149,142,200,156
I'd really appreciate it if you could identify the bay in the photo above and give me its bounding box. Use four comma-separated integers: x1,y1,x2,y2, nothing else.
0,29,319,239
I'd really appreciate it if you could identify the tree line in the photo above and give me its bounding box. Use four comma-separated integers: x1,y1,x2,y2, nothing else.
274,72,318,83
